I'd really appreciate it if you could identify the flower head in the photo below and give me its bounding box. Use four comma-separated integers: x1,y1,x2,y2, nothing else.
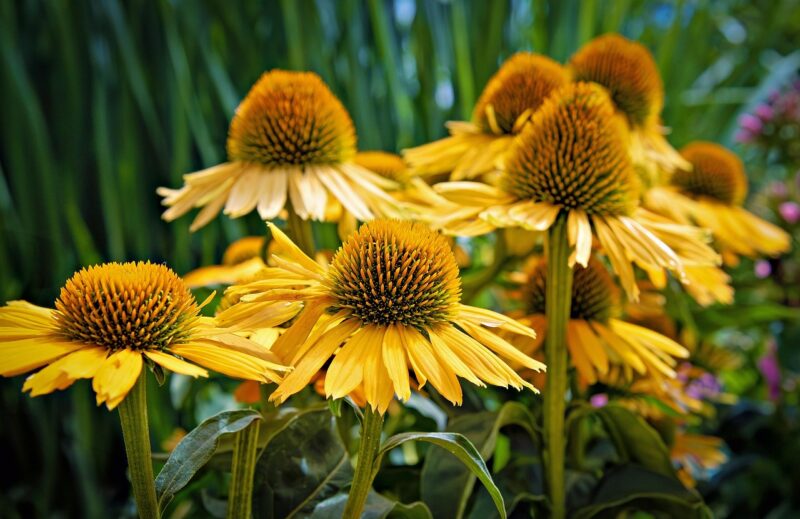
502,81,638,216
672,142,748,205
218,220,544,413
227,71,356,166
158,70,402,230
569,33,663,128
0,262,287,409
472,53,571,135
404,53,570,180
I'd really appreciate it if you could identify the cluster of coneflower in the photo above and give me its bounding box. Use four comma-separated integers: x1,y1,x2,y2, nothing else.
0,34,790,519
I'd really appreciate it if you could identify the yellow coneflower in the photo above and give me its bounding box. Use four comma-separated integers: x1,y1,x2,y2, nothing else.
218,220,544,414
511,258,689,385
568,33,688,183
646,141,791,264
0,262,287,409
672,431,728,488
432,82,718,300
404,53,570,180
158,71,402,231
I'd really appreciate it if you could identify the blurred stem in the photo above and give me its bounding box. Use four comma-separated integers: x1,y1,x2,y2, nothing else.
343,407,384,519
227,419,262,519
118,370,160,519
543,214,572,519
461,232,509,303
286,205,315,257
260,383,275,418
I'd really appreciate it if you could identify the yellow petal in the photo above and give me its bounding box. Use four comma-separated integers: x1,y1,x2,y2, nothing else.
363,327,394,413
0,338,85,377
571,320,609,376
144,350,208,378
266,222,326,276
325,326,371,399
93,349,144,410
457,321,545,372
401,326,462,404
22,346,107,397
170,343,281,382
382,325,411,402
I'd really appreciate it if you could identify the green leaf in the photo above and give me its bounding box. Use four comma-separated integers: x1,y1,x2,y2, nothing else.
252,407,353,518
155,409,262,510
381,432,507,519
420,402,536,518
304,491,433,519
594,405,677,479
572,465,711,519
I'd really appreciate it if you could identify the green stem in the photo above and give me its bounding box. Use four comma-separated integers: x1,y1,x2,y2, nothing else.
343,407,384,519
543,214,573,519
118,370,160,519
227,419,262,519
286,205,315,257
461,232,509,304
260,383,275,418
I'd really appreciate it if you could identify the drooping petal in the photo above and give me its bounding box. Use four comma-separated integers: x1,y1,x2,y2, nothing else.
93,349,144,410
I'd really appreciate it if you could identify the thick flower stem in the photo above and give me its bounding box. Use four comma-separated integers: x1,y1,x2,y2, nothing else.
343,407,385,519
544,214,573,519
227,419,262,519
118,370,160,519
286,204,316,257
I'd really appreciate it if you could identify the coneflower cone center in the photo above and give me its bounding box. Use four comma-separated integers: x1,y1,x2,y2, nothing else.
524,259,618,322
227,71,356,167
569,34,664,128
672,142,748,205
502,82,639,216
327,220,461,328
55,262,198,350
472,53,570,134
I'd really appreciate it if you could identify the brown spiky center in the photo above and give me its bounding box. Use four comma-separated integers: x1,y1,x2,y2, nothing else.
55,262,198,350
472,53,571,135
354,151,409,183
502,82,639,216
523,259,619,322
227,70,356,166
569,34,664,128
672,142,748,205
326,220,461,328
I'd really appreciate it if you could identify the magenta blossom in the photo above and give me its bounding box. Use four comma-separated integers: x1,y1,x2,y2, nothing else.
778,201,800,224
754,260,772,279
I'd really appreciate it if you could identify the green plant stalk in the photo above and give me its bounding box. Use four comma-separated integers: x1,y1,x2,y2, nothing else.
343,407,385,519
118,370,160,519
460,232,509,304
543,214,573,519
227,419,262,519
286,205,316,257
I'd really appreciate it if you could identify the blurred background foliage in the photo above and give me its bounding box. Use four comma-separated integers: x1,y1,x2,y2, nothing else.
1,0,799,517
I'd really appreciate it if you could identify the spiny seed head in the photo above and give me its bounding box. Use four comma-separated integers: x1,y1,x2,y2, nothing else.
327,220,461,328
672,142,748,205
55,262,198,350
354,151,409,183
472,53,571,134
222,236,266,265
569,33,664,128
523,258,619,322
227,70,356,166
502,82,639,216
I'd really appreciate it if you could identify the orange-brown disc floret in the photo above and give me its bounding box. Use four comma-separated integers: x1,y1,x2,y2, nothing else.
672,142,748,205
472,53,571,134
326,220,461,328
55,262,198,351
523,258,619,322
502,82,639,216
227,70,357,166
569,34,664,128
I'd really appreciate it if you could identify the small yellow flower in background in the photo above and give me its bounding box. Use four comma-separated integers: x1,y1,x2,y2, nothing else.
158,71,403,231
404,53,570,180
569,33,689,183
672,432,728,488
0,262,287,409
510,258,689,385
183,236,267,288
218,220,545,414
432,82,719,300
646,141,791,264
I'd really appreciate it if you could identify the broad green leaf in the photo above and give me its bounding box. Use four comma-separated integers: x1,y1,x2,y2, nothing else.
252,407,353,518
381,431,507,519
595,405,677,479
572,465,711,519
420,402,537,518
155,409,262,510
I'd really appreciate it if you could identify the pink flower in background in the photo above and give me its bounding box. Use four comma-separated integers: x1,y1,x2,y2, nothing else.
754,260,772,278
739,113,763,134
754,103,774,121
778,201,800,224
590,394,608,408
766,181,788,198
758,340,782,402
